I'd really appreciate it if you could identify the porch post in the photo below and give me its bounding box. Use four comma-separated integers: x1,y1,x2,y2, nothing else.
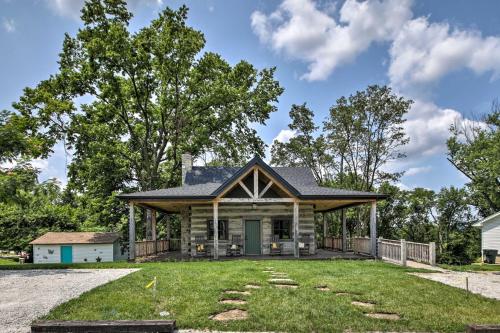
322,213,327,248
342,209,347,252
166,215,171,240
180,208,189,255
213,201,219,260
129,202,135,260
146,209,152,240
151,210,157,241
370,201,377,257
151,210,157,253
293,201,299,258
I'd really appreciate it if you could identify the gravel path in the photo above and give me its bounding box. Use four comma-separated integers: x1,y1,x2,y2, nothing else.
0,269,139,333
410,271,500,300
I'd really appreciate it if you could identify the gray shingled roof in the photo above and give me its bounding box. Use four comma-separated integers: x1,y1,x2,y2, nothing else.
118,160,386,200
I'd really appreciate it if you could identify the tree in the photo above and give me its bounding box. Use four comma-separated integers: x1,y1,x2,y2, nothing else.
400,188,435,243
447,104,500,217
270,104,334,184
432,186,478,264
0,166,79,251
13,0,283,197
324,85,411,191
376,182,407,239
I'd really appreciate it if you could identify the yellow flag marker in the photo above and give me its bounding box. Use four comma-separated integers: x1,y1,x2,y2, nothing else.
145,276,157,289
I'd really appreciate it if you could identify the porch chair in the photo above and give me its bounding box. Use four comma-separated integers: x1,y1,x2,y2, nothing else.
299,234,312,256
226,235,243,257
270,235,282,256
194,236,209,257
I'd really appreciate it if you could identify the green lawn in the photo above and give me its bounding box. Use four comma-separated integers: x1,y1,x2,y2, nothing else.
0,260,135,270
0,257,18,265
440,263,500,272
41,260,500,332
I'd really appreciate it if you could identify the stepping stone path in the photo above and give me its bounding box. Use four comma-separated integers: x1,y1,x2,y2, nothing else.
316,286,330,291
211,309,248,321
263,268,299,288
351,301,375,309
245,284,261,289
224,290,251,296
219,299,247,305
365,313,400,320
269,278,294,283
274,284,298,289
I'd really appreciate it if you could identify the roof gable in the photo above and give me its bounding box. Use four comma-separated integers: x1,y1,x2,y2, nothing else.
212,156,301,198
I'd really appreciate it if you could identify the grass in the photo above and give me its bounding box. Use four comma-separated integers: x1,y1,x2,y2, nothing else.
440,263,500,272
0,257,19,265
41,260,500,332
0,260,136,270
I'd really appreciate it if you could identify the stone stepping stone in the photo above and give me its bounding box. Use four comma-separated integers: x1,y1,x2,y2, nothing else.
224,290,251,295
365,313,400,320
219,299,247,305
263,270,274,273
265,267,274,270
274,284,298,289
245,284,261,289
316,286,330,291
351,301,375,309
269,278,295,283
210,309,248,321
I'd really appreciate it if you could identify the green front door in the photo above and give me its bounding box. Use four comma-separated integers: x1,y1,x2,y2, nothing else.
60,245,73,263
245,220,261,255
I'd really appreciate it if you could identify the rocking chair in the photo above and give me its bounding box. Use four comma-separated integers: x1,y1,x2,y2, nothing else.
226,235,243,256
270,235,282,256
194,236,209,257
299,234,312,256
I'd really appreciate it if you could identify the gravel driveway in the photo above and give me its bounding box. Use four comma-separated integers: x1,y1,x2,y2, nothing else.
411,271,500,300
0,269,139,333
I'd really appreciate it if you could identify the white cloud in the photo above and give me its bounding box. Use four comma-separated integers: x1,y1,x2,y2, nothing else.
251,0,412,81
274,129,296,143
45,0,85,21
44,0,164,21
2,17,15,32
389,17,500,91
405,166,431,176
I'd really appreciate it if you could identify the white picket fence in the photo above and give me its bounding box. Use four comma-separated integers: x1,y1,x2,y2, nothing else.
377,238,436,266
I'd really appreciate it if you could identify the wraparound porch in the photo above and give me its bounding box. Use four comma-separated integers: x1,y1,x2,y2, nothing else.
126,197,379,260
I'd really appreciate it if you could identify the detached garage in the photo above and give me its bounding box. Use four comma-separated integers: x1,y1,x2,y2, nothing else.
474,211,500,264
30,232,123,264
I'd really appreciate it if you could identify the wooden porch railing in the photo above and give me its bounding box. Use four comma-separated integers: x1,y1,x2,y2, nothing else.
378,239,402,263
324,237,352,251
376,238,436,266
135,239,181,257
352,237,371,255
324,235,436,266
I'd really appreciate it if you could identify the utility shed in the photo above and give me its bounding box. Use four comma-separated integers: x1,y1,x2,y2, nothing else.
474,212,500,263
30,232,122,264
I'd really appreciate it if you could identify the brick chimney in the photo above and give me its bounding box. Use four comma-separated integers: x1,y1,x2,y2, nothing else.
181,153,192,185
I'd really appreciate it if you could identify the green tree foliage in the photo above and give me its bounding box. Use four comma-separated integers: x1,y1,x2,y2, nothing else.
13,0,283,194
447,105,500,217
0,166,79,251
270,104,334,184
324,85,411,191
9,0,283,232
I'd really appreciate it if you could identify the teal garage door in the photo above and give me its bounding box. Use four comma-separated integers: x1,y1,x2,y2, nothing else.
60,245,73,263
245,220,261,255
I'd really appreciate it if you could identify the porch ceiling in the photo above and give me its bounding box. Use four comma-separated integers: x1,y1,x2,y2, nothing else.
132,198,374,213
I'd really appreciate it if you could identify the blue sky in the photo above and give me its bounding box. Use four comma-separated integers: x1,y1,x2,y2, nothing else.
1,0,499,191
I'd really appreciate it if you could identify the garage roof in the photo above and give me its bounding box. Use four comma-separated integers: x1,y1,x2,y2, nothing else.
30,232,120,245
